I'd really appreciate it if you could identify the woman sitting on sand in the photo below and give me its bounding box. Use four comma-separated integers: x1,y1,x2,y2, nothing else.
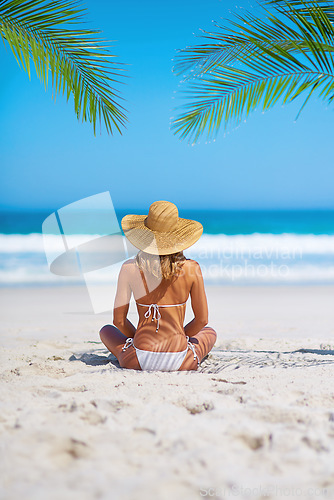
100,201,216,371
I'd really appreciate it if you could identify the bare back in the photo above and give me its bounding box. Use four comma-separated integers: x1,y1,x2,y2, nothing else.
113,258,208,352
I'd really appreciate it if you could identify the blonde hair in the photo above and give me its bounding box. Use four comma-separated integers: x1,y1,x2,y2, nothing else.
135,250,186,281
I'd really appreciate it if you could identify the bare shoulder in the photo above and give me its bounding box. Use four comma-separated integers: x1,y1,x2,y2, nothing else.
122,258,137,267
182,258,202,277
119,258,137,276
183,258,200,268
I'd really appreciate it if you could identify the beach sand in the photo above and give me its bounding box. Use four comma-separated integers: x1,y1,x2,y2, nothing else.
1,285,334,500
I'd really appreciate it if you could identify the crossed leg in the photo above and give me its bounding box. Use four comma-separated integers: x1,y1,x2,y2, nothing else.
99,325,141,370
99,325,217,371
179,327,217,371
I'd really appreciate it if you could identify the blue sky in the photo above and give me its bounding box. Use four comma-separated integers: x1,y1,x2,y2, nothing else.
0,0,333,211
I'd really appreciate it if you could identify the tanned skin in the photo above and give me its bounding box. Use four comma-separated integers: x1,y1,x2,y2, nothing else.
99,258,216,371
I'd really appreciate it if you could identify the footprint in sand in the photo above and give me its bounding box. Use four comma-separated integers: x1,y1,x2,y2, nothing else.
80,410,106,425
50,437,91,466
58,400,106,424
302,436,329,453
236,432,273,451
181,400,215,415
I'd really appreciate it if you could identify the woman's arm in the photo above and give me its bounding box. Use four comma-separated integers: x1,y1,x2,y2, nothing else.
184,261,208,338
113,262,136,338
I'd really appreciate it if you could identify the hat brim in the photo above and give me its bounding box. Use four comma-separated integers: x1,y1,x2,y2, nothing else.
121,214,203,255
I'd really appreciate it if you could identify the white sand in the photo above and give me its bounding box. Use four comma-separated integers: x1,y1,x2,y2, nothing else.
1,285,334,500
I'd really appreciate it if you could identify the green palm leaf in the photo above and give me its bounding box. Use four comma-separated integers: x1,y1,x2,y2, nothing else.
172,0,334,143
266,0,334,21
0,0,127,135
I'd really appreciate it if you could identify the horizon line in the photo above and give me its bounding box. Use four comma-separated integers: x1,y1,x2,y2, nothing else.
1,206,334,213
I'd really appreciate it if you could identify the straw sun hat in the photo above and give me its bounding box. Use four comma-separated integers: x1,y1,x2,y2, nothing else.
121,201,203,255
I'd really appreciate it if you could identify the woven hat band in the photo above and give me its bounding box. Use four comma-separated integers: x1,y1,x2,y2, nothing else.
144,201,179,232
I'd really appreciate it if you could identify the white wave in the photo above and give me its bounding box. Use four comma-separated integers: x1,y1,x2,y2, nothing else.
187,233,334,257
1,232,334,255
0,233,102,253
1,232,334,286
1,263,334,286
0,267,83,285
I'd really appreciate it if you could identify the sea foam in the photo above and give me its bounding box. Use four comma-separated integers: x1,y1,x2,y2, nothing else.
0,233,333,285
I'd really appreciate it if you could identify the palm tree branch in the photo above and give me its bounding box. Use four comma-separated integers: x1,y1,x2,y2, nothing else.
173,0,334,78
172,65,334,142
0,0,127,134
266,0,334,22
172,0,334,141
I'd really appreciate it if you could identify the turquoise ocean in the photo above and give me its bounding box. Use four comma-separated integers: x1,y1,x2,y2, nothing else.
1,209,334,286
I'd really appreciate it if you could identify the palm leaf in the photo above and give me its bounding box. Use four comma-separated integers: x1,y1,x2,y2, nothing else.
266,0,334,21
172,0,334,142
173,1,334,78
0,0,127,135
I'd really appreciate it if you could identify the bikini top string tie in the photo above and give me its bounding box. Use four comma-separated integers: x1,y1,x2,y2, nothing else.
144,304,161,333
136,301,187,333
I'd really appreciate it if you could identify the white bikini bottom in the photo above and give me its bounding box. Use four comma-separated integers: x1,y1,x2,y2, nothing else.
122,336,200,372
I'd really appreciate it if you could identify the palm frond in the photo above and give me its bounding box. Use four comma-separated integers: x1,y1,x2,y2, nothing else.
173,1,334,78
0,0,127,135
266,0,334,21
172,0,334,142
